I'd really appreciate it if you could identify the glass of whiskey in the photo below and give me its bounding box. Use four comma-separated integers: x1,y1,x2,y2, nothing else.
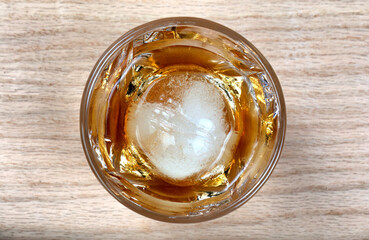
80,17,286,222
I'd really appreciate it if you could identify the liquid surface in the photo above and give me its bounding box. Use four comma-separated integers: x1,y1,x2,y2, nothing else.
88,26,278,206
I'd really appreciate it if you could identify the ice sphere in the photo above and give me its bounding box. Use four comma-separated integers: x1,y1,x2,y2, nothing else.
126,78,234,183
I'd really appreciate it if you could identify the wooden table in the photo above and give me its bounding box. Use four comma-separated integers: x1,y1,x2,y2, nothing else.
1,1,368,239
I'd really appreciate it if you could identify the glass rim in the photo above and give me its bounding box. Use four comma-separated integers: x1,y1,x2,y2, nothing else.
80,17,287,223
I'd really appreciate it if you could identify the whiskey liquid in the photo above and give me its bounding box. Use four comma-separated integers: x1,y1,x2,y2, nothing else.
88,26,277,207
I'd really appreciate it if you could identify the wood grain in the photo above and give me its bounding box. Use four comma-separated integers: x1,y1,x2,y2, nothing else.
1,0,368,239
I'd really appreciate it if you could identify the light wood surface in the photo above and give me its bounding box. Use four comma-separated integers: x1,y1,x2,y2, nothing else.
1,0,368,239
